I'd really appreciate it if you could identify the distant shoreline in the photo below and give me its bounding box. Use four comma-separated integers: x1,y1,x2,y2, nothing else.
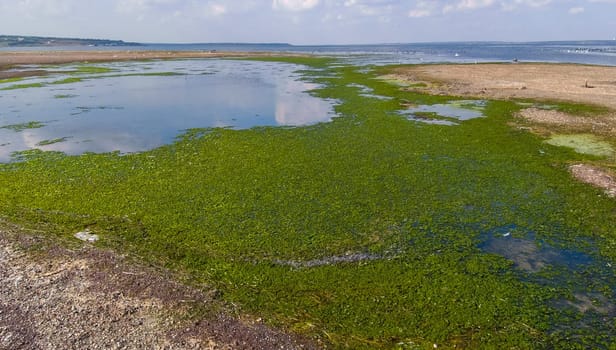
0,50,306,78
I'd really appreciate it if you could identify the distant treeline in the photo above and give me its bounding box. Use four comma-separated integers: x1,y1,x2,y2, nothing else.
0,35,140,47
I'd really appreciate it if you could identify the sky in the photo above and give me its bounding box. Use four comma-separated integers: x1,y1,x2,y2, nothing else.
1,0,615,44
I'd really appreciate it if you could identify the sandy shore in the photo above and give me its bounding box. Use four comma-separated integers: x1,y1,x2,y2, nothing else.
390,63,616,196
389,63,616,110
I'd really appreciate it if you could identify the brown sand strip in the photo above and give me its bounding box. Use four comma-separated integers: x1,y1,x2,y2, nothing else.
390,63,616,110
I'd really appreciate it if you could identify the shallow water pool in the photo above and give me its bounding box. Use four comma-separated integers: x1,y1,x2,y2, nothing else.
0,60,337,162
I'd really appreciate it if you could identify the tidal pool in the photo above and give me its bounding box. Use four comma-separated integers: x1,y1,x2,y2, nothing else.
0,60,337,162
480,224,616,325
398,100,485,125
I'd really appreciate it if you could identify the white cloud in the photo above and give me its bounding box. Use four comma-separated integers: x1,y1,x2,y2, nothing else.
201,2,227,17
0,0,74,18
115,0,177,14
444,0,495,13
408,0,437,18
406,0,554,16
272,0,319,11
569,6,585,14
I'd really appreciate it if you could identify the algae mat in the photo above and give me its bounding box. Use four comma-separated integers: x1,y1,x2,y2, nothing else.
1,57,616,349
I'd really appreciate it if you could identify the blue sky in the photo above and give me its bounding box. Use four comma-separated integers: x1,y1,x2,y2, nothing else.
1,0,615,44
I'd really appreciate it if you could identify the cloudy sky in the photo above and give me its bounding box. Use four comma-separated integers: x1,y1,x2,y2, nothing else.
1,0,615,44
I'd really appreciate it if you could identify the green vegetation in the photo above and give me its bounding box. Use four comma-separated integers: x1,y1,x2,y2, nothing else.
1,58,615,349
546,134,615,158
54,94,78,99
36,137,69,146
50,77,83,85
0,82,44,90
0,77,25,84
1,121,45,132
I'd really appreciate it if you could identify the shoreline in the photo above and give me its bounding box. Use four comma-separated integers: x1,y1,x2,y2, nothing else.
2,52,616,347
0,50,305,78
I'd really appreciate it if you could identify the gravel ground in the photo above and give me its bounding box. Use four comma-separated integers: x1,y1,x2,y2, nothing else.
0,222,319,350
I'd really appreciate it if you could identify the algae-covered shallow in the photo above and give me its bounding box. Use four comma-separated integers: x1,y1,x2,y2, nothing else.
0,60,337,162
1,57,616,349
546,134,615,157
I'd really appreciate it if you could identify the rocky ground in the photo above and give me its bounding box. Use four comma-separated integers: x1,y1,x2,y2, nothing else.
0,221,318,350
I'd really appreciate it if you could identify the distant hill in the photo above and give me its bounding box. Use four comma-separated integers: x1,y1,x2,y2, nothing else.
0,35,140,47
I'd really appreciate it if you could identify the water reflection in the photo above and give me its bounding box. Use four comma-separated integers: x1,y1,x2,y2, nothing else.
398,100,485,126
0,60,337,162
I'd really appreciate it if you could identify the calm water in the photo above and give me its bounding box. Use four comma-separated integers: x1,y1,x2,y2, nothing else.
4,41,616,66
0,60,337,162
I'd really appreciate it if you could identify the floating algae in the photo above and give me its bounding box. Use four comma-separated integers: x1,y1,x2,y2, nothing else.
545,134,614,157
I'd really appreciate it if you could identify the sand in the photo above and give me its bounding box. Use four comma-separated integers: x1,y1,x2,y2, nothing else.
388,63,616,110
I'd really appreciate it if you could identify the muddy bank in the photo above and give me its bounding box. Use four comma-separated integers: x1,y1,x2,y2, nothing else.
0,221,318,350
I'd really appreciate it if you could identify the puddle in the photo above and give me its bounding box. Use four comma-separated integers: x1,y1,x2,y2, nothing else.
398,100,485,125
560,293,616,315
479,225,593,273
479,224,616,323
0,60,338,162
273,251,388,268
347,83,393,100
545,134,614,157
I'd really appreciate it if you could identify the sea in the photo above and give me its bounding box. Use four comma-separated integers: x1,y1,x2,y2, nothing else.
2,41,616,66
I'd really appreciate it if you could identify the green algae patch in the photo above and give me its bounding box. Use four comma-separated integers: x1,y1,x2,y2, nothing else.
0,77,25,84
54,94,78,99
36,137,69,146
50,77,83,85
546,134,614,157
1,121,45,132
0,82,44,90
1,58,616,349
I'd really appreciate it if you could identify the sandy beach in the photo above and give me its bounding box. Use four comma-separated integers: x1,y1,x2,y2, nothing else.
388,63,616,110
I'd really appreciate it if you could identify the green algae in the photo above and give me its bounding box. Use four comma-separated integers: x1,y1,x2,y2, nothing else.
0,82,44,90
54,94,78,99
0,59,615,349
0,77,25,84
546,134,614,157
36,137,69,146
1,121,45,132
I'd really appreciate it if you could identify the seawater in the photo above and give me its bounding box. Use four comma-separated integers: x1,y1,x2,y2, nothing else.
4,41,615,66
